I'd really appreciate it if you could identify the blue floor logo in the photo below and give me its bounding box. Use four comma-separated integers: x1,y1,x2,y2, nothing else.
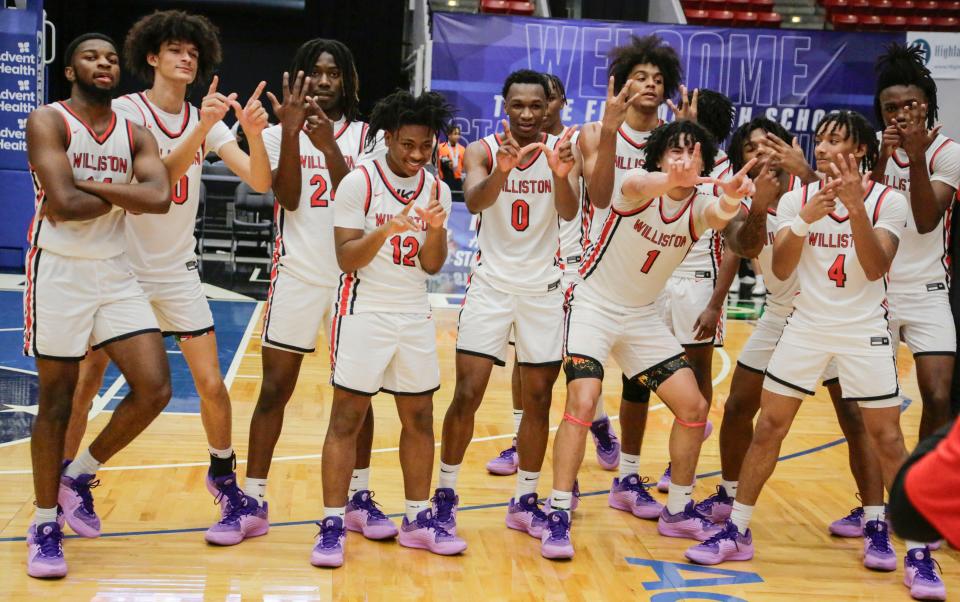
627,558,763,601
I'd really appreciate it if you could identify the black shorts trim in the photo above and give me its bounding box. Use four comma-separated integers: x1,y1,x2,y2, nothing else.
563,353,605,382
631,352,686,383
332,381,378,397
32,352,86,362
263,335,315,355
736,360,766,375
517,360,563,368
91,328,162,351
381,384,441,397
620,373,650,403
456,348,506,367
822,376,840,386
913,351,956,358
164,326,215,339
633,352,690,392
841,388,900,403
764,370,814,396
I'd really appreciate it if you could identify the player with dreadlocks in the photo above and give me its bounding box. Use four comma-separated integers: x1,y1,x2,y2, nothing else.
229,39,393,549
311,90,462,568
684,112,936,601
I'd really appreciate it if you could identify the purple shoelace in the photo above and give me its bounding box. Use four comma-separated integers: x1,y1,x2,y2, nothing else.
73,476,100,515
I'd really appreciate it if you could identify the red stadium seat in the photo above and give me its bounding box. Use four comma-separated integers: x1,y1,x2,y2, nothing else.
508,1,535,14
480,0,511,13
859,13,884,26
939,0,960,14
749,0,775,11
933,15,959,26
702,0,727,8
733,10,760,24
685,8,711,23
915,0,940,12
757,11,783,26
681,0,704,7
831,12,860,28
882,14,908,26
871,0,894,12
709,9,736,23
848,0,872,11
821,0,849,10
893,0,917,11
907,14,933,27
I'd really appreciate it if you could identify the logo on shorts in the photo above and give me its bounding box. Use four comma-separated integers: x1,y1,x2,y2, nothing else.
186,260,198,271
926,282,946,292
870,336,890,346
547,280,561,292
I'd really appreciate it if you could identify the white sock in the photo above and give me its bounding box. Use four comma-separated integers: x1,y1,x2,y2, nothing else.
905,539,930,551
667,483,694,514
34,506,58,526
619,452,640,480
720,479,739,497
323,506,346,520
512,409,523,435
730,501,754,534
64,448,101,479
593,399,607,422
515,469,540,498
405,499,430,522
863,505,885,524
208,445,234,459
438,462,460,490
550,489,572,512
245,477,267,502
350,467,371,497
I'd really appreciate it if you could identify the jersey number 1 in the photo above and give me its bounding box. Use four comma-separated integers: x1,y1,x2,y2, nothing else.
828,254,847,287
640,250,660,274
390,235,420,267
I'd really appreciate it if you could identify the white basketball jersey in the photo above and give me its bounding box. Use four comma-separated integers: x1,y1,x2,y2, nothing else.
750,174,803,316
332,159,451,314
263,119,368,287
557,127,586,266
28,102,134,259
577,188,714,308
776,180,907,335
678,150,731,278
113,93,234,281
881,134,960,294
473,131,562,295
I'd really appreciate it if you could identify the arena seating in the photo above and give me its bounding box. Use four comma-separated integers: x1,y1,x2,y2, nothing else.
682,0,783,26
821,0,960,29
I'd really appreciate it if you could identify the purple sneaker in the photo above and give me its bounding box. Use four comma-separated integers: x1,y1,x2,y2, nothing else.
486,438,519,475
656,463,696,494
345,490,398,540
609,475,663,519
590,417,620,470
399,508,467,555
58,473,100,538
208,473,246,523
685,521,753,565
862,519,896,572
311,517,346,568
540,510,574,560
829,506,864,538
26,522,67,579
904,547,946,601
431,487,459,534
658,501,724,542
506,492,548,537
204,495,269,546
694,485,734,523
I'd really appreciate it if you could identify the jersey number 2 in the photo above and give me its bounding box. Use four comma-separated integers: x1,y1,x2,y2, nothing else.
511,199,529,231
390,235,419,267
828,254,847,287
310,174,329,207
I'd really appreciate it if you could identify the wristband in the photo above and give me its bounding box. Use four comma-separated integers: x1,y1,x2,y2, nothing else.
715,196,740,220
790,214,810,237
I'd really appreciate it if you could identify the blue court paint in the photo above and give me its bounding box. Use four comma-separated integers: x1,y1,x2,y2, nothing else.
625,558,763,589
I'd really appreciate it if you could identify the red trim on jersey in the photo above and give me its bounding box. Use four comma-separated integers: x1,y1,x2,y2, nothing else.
712,164,732,197
373,160,424,206
611,197,654,217
118,94,148,126
579,210,618,277
358,165,373,215
659,191,695,224
333,120,351,140
929,138,954,174
618,126,647,149
479,138,494,175
57,101,117,145
943,201,953,284
22,246,39,356
137,92,190,138
890,149,910,169
336,272,358,317
516,132,547,171
359,123,369,156
872,184,892,225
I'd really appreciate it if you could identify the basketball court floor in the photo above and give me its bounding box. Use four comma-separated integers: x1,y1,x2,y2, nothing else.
0,281,956,600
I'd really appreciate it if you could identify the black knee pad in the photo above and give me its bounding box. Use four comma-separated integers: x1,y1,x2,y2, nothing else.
563,354,604,384
621,373,650,403
634,353,690,392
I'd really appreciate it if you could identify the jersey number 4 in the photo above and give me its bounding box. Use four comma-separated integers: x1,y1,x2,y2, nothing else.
310,174,329,207
390,235,419,267
828,254,847,287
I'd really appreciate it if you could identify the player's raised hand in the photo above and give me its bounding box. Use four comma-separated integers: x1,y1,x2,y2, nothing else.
521,125,579,179
601,76,639,131
897,102,940,159
200,75,238,130
752,158,780,208
666,142,715,189
880,121,901,157
415,179,447,229
798,178,841,224
387,199,419,235
666,85,698,122
830,153,871,210
304,96,336,152
236,81,269,137
267,71,312,133
714,158,758,199
763,134,809,178
495,119,524,173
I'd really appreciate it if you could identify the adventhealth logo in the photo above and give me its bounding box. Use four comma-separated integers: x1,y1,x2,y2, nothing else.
911,39,931,65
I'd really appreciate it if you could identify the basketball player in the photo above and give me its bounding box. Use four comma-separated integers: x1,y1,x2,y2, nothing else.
233,40,396,546
312,91,463,568
24,33,172,577
691,118,887,568
486,72,615,479
62,9,273,543
576,35,680,487
541,121,756,559
685,111,945,602
435,69,579,540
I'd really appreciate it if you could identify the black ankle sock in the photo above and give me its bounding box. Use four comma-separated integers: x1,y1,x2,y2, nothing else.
209,453,236,478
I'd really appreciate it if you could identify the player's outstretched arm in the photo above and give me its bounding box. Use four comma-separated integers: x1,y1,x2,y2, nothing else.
771,179,839,280
702,159,757,232
416,180,450,274
75,124,171,214
584,77,638,210
725,159,778,258
897,103,954,234
218,81,273,193
270,71,312,210
26,107,113,221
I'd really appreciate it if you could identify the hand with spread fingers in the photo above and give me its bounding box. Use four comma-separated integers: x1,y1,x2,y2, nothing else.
200,75,238,131
522,125,579,179
880,121,901,157
752,158,780,210
387,201,420,236
236,80,269,137
762,133,810,179
304,96,336,152
714,158,758,200
798,178,842,224
415,180,447,230
495,120,539,173
666,85,698,122
666,142,716,189
266,71,312,133
601,76,640,131
830,153,872,211
897,101,941,160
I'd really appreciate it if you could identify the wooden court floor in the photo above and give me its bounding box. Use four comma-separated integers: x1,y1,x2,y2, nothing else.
0,306,957,601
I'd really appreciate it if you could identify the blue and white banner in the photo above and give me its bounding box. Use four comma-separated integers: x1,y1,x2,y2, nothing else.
0,4,42,172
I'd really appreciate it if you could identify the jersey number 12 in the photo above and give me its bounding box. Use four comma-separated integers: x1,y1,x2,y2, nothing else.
390,235,419,267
